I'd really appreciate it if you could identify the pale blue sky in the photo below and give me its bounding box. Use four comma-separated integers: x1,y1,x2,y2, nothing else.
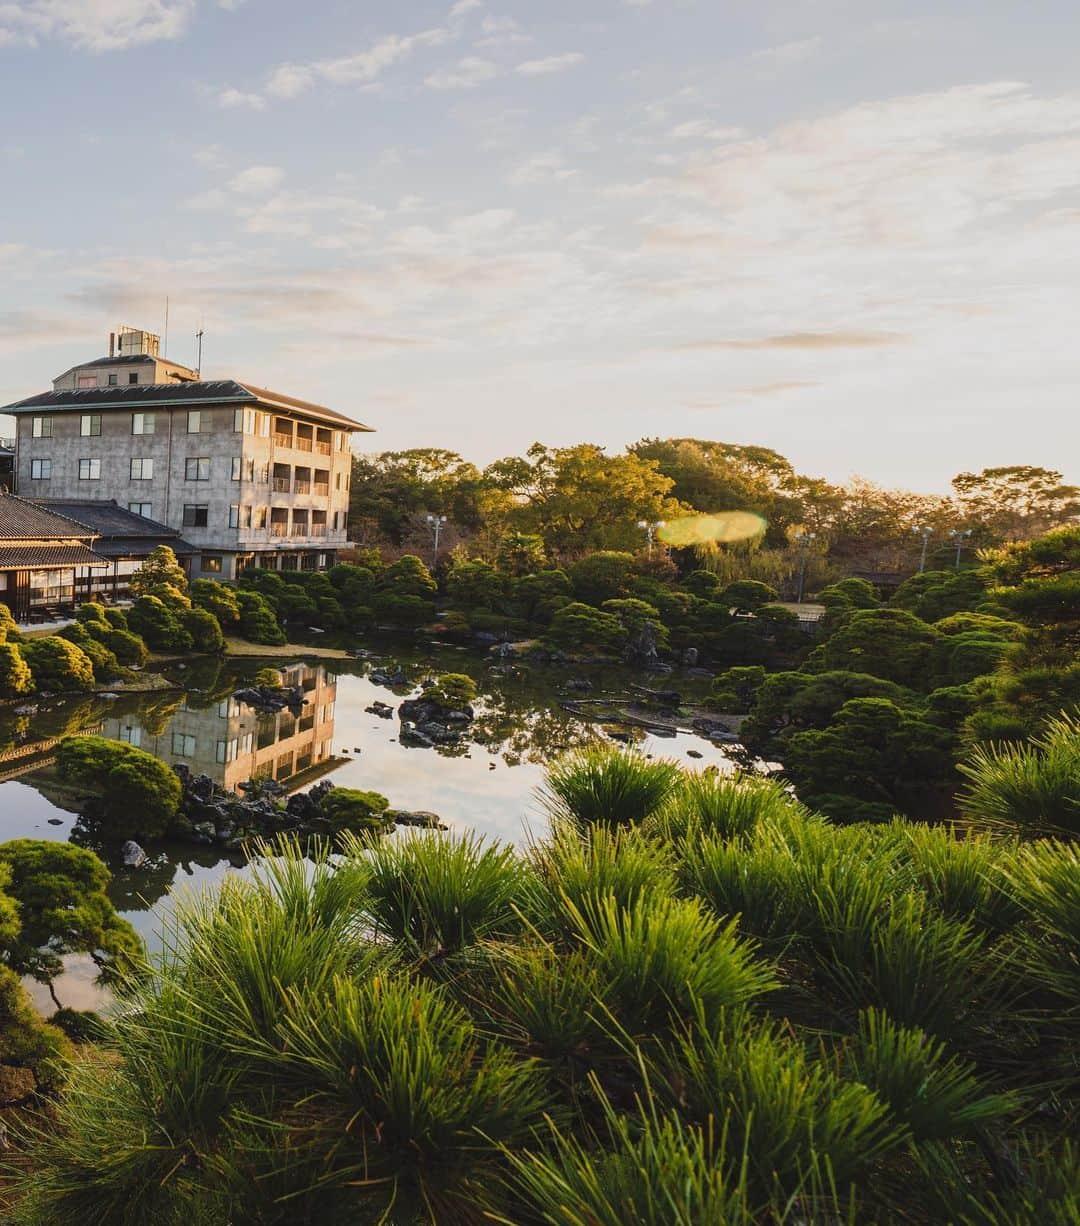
1,0,1078,491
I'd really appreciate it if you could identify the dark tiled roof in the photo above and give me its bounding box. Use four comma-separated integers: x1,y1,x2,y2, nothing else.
1,379,372,431
0,543,109,569
34,500,197,558
0,492,99,542
34,499,178,538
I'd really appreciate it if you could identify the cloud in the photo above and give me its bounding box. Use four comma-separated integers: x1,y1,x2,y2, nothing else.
516,52,584,76
507,151,575,186
217,86,266,110
475,15,528,48
228,165,285,194
0,0,195,52
669,332,908,352
670,120,744,142
425,56,497,89
751,36,823,68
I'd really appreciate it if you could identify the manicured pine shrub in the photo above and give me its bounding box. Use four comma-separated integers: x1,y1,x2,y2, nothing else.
314,788,391,834
236,590,287,646
18,635,96,692
126,595,193,652
180,606,224,653
0,600,21,643
542,744,683,830
104,627,148,667
56,735,182,836
0,641,33,699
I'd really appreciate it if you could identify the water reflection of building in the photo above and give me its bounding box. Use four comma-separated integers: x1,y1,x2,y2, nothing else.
102,664,341,793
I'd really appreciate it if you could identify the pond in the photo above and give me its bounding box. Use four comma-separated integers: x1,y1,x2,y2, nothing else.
0,645,737,1010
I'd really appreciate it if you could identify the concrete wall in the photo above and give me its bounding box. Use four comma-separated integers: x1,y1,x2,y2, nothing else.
15,401,354,578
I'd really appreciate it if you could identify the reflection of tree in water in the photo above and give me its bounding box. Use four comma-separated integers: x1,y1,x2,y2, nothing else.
463,669,601,765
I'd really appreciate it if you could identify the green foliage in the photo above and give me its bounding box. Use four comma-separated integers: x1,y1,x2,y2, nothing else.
127,595,193,652
0,640,33,698
19,634,96,692
707,665,766,712
56,735,182,837
423,672,478,708
0,840,141,994
569,550,636,605
812,607,942,688
444,557,507,611
546,601,627,653
891,568,988,622
379,553,438,598
542,744,684,829
314,788,391,834
717,579,779,612
495,531,547,576
0,963,71,1088
104,627,148,667
0,600,21,643
128,545,190,603
57,622,122,680
784,697,956,820
958,713,1080,837
818,577,881,610
190,579,240,626
235,589,287,645
180,606,225,653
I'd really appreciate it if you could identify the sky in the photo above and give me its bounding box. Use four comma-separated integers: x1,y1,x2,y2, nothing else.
1,0,1078,493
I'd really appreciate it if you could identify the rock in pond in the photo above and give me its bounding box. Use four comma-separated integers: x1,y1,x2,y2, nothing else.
120,840,149,868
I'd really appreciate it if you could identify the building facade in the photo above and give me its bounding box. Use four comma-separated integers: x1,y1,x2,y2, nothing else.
2,329,372,581
101,661,341,794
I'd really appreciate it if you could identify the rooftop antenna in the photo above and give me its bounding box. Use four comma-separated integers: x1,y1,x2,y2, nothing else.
162,296,170,358
195,326,204,378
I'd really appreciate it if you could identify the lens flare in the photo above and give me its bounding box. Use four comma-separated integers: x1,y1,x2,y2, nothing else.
657,511,767,547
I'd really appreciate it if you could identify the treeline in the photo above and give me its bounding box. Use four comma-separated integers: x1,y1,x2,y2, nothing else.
349,440,1079,584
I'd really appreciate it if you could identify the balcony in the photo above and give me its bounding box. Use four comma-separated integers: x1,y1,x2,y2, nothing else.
315,441,332,456
310,525,328,538
270,524,288,538
291,524,309,538
272,478,291,493
313,483,329,497
295,437,313,453
294,480,311,495
273,432,293,448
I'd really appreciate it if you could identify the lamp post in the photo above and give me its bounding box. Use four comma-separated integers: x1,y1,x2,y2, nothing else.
637,519,665,556
425,514,447,567
949,528,973,570
912,525,933,574
794,531,817,603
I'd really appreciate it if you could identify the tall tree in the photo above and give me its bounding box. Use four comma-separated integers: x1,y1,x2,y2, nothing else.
952,466,1080,544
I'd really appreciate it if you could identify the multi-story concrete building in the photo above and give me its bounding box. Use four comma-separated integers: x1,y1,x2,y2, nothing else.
1,328,372,580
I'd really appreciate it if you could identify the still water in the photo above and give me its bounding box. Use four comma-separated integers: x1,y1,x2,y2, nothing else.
0,647,732,1009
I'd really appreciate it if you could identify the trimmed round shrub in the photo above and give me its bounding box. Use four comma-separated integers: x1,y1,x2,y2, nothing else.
182,606,225,653
127,595,194,652
236,590,287,646
0,601,21,644
58,624,122,681
105,627,148,667
56,735,182,836
19,636,96,692
0,642,33,698
316,788,392,834
103,607,129,630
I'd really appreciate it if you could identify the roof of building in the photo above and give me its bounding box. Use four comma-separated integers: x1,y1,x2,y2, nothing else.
32,500,197,557
1,379,372,431
0,492,99,542
0,543,110,570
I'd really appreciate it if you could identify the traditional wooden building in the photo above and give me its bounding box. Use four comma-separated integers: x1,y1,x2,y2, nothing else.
0,492,109,621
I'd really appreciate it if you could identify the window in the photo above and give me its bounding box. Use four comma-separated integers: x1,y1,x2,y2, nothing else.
30,458,51,480
187,410,202,433
258,463,270,484
32,416,52,438
257,412,271,438
242,505,253,528
183,505,209,527
254,506,267,529
245,458,255,481
335,472,342,490
229,505,240,529
118,725,141,746
79,458,101,481
231,457,242,481
172,732,196,757
128,502,152,518
201,555,223,573
77,374,96,389
108,374,118,386
81,414,101,436
216,738,238,765
130,458,154,481
185,457,210,481
233,408,257,433
234,408,245,433
128,373,139,385
132,412,155,435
